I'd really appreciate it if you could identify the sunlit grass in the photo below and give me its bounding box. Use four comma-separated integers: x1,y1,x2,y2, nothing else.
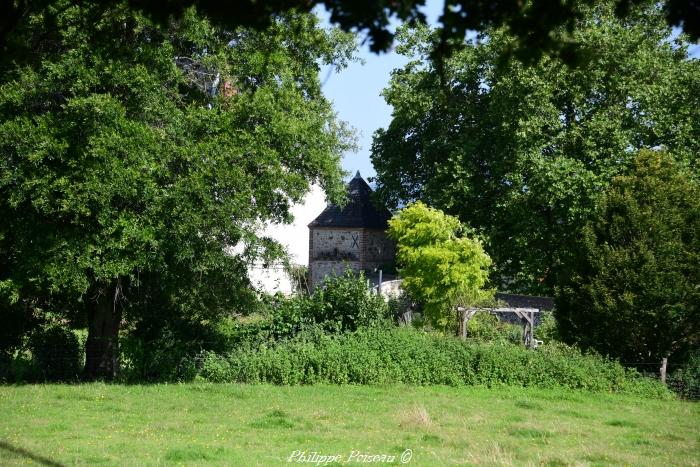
0,384,697,465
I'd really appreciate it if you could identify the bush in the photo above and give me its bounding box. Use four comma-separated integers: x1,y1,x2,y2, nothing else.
269,297,313,341
199,272,391,355
29,325,82,381
119,316,228,382
536,311,560,344
0,352,34,383
555,151,700,368
667,352,700,400
214,314,274,349
467,312,502,341
118,271,391,382
309,271,390,333
119,329,194,382
387,294,419,325
191,327,672,398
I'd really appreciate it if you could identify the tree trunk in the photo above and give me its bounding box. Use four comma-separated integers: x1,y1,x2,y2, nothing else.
660,356,669,385
84,280,122,380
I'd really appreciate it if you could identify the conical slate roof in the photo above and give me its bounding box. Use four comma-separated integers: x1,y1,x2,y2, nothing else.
308,172,392,229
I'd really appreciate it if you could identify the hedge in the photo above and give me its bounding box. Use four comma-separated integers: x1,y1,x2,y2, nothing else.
191,327,672,398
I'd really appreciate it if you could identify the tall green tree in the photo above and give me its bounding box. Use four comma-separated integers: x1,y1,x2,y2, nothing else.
388,202,492,331
0,1,355,378
556,150,700,380
371,0,699,294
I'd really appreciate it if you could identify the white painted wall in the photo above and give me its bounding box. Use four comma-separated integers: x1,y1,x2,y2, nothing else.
248,185,327,294
263,185,327,265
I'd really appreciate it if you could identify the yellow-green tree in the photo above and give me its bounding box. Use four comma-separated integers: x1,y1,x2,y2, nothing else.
388,202,493,332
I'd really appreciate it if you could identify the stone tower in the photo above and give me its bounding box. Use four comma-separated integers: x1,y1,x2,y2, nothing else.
308,172,395,291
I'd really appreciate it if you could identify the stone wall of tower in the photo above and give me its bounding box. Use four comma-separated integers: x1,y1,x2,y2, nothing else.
308,227,396,291
309,228,364,291
362,229,395,265
310,260,362,289
310,228,363,261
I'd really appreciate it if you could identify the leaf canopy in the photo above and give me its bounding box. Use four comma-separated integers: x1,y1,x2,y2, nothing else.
372,1,699,294
0,2,356,339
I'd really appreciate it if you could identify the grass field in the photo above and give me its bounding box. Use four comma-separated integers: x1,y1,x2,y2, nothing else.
0,384,697,466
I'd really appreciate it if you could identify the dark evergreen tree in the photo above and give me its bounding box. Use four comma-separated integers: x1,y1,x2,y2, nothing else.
556,150,700,380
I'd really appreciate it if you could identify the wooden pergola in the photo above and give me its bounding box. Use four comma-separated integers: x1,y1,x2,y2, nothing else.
458,307,541,348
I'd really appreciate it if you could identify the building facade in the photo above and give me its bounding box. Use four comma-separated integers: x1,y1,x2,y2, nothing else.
308,172,395,291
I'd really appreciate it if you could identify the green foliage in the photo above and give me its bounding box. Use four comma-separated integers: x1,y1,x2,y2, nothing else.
119,324,213,382
28,325,82,381
309,270,390,333
372,1,699,294
536,312,560,344
0,1,356,377
0,300,37,360
387,293,419,325
388,202,493,329
256,271,391,341
284,264,310,296
667,352,700,400
465,311,497,338
556,150,700,368
193,327,671,398
118,272,390,380
119,295,272,382
4,0,700,63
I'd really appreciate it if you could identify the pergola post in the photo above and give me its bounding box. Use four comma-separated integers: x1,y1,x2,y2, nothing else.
513,308,536,348
457,307,478,340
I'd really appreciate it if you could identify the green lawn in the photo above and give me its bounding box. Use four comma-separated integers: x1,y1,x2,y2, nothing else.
0,384,697,466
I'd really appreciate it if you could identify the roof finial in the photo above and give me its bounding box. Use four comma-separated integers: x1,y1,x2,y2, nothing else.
354,170,361,179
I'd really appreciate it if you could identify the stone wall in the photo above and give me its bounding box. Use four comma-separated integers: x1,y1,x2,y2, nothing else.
362,229,395,264
308,228,395,291
310,260,361,288
310,228,362,261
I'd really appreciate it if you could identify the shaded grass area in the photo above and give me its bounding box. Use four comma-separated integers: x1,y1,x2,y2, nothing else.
0,384,697,465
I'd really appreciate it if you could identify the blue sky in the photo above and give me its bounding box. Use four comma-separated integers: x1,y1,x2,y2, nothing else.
318,0,445,182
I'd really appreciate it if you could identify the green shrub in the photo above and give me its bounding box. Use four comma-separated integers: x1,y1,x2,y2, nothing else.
214,314,274,349
0,352,34,383
191,327,672,398
667,352,700,400
119,330,189,382
204,272,391,354
119,317,225,382
29,325,82,381
269,297,314,341
310,271,390,333
536,312,560,344
467,312,500,341
501,323,524,344
387,294,418,325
